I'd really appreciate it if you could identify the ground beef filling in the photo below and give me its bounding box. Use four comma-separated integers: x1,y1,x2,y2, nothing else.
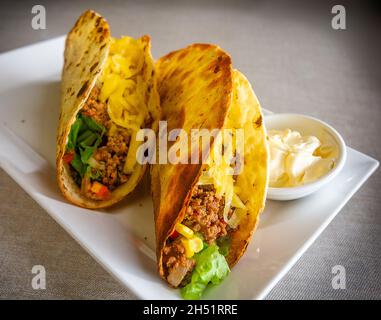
80,87,110,127
162,238,196,287
183,185,229,244
92,130,131,189
162,185,230,287
72,86,131,191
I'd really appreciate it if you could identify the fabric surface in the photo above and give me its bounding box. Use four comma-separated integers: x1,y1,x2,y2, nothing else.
0,0,380,299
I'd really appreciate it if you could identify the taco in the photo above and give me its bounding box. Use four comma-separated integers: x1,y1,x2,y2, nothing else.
57,10,160,208
151,44,268,299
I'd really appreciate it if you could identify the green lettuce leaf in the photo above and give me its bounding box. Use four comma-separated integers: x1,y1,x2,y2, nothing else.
77,130,94,144
67,117,83,151
71,153,86,177
181,243,230,300
82,114,106,135
66,114,106,179
80,146,96,164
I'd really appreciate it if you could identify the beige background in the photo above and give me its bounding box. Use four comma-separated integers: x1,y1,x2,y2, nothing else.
0,0,380,299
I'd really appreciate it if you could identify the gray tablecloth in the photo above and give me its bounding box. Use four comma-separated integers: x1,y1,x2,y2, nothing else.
0,0,380,299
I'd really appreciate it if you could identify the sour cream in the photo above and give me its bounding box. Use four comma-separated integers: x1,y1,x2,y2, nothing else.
268,129,337,188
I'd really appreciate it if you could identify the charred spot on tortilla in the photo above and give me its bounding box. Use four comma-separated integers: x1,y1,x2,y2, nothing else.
207,78,221,90
181,70,192,81
178,50,189,61
76,80,89,98
170,68,181,78
95,16,102,28
255,115,262,128
90,62,98,72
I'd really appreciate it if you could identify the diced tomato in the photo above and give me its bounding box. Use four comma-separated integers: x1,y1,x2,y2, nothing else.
97,186,110,199
63,151,74,164
169,230,179,240
91,181,110,200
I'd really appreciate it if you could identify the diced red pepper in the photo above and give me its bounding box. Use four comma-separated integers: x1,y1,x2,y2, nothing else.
91,181,110,200
63,151,74,164
169,230,179,240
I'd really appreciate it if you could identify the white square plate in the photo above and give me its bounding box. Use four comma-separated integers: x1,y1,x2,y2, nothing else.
0,37,378,299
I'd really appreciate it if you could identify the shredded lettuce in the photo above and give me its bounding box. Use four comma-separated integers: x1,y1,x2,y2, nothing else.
82,114,106,135
66,114,106,179
67,117,83,151
181,243,230,300
71,153,86,177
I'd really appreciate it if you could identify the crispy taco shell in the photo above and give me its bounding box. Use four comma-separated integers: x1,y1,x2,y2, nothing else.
57,10,159,208
152,44,268,284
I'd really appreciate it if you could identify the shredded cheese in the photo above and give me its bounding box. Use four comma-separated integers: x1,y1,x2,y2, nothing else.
99,36,150,174
100,37,147,131
198,132,245,228
197,78,253,229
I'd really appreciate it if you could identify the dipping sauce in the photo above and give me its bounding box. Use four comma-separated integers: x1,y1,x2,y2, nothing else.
268,129,337,188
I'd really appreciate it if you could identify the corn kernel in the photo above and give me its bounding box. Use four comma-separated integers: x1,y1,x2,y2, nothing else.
181,238,194,258
189,237,203,254
175,223,194,239
180,237,203,258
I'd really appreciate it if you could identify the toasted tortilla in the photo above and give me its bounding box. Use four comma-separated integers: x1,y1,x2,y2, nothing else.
152,44,268,281
57,10,159,208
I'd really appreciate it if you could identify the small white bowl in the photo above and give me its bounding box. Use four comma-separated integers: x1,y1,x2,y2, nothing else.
264,113,347,201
